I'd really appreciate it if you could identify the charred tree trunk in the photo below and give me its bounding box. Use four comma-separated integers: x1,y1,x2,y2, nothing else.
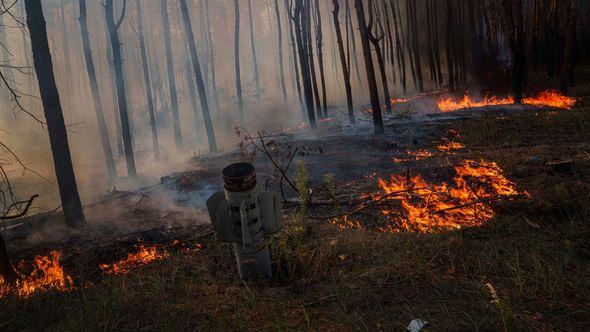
275,0,288,112
354,0,383,135
305,1,322,120
445,0,455,92
106,0,137,178
185,56,202,145
560,1,577,94
25,0,86,227
180,0,217,153
59,0,72,99
502,0,526,104
234,0,244,124
0,232,19,283
345,0,362,86
390,0,406,93
135,0,159,160
204,0,220,114
79,0,117,182
332,0,355,124
408,0,424,92
286,0,305,117
102,14,124,157
160,0,182,147
247,0,262,102
293,0,317,130
368,2,391,114
313,0,328,118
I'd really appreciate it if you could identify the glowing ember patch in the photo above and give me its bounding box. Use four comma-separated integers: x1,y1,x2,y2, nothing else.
0,251,74,298
376,160,525,233
437,141,464,151
437,90,576,112
100,245,168,275
394,149,434,163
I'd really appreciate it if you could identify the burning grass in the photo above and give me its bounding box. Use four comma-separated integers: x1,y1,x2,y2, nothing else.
437,90,576,112
335,160,527,233
99,245,168,275
0,251,74,298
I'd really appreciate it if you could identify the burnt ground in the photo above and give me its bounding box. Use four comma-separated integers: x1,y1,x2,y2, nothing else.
1,97,590,331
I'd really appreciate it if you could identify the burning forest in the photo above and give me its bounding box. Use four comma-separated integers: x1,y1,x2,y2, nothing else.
1,0,589,330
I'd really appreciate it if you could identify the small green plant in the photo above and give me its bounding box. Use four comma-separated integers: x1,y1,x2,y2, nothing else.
324,173,335,200
295,160,309,222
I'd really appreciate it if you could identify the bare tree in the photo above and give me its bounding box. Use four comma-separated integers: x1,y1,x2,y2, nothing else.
292,0,317,130
332,0,355,124
79,0,117,182
275,0,288,112
204,0,220,114
160,0,182,146
234,0,244,124
180,0,217,154
247,0,262,102
105,0,137,178
24,0,85,227
354,0,383,134
134,0,159,160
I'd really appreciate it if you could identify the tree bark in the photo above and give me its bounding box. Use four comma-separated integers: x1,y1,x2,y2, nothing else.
332,0,355,124
79,0,117,182
25,0,85,227
180,0,217,154
160,0,182,147
354,0,383,135
105,0,137,178
135,0,160,160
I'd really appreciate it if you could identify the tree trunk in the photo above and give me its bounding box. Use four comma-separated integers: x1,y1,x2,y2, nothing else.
160,0,182,147
180,0,217,154
25,0,86,227
293,0,317,130
390,0,406,94
102,13,124,157
286,0,305,118
185,56,202,145
59,0,72,101
354,0,383,135
559,1,576,94
332,0,355,124
368,2,392,114
247,0,262,102
105,0,137,178
0,232,19,283
135,0,160,160
79,0,117,183
445,0,455,92
345,0,363,86
275,0,288,112
304,1,322,120
313,0,328,118
204,0,220,115
234,0,245,124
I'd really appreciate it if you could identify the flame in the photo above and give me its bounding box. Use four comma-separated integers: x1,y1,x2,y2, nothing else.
393,149,434,163
375,160,524,233
437,90,576,112
99,245,168,275
0,250,74,298
437,141,464,151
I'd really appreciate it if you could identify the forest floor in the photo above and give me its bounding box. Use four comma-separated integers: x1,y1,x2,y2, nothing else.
1,89,590,330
